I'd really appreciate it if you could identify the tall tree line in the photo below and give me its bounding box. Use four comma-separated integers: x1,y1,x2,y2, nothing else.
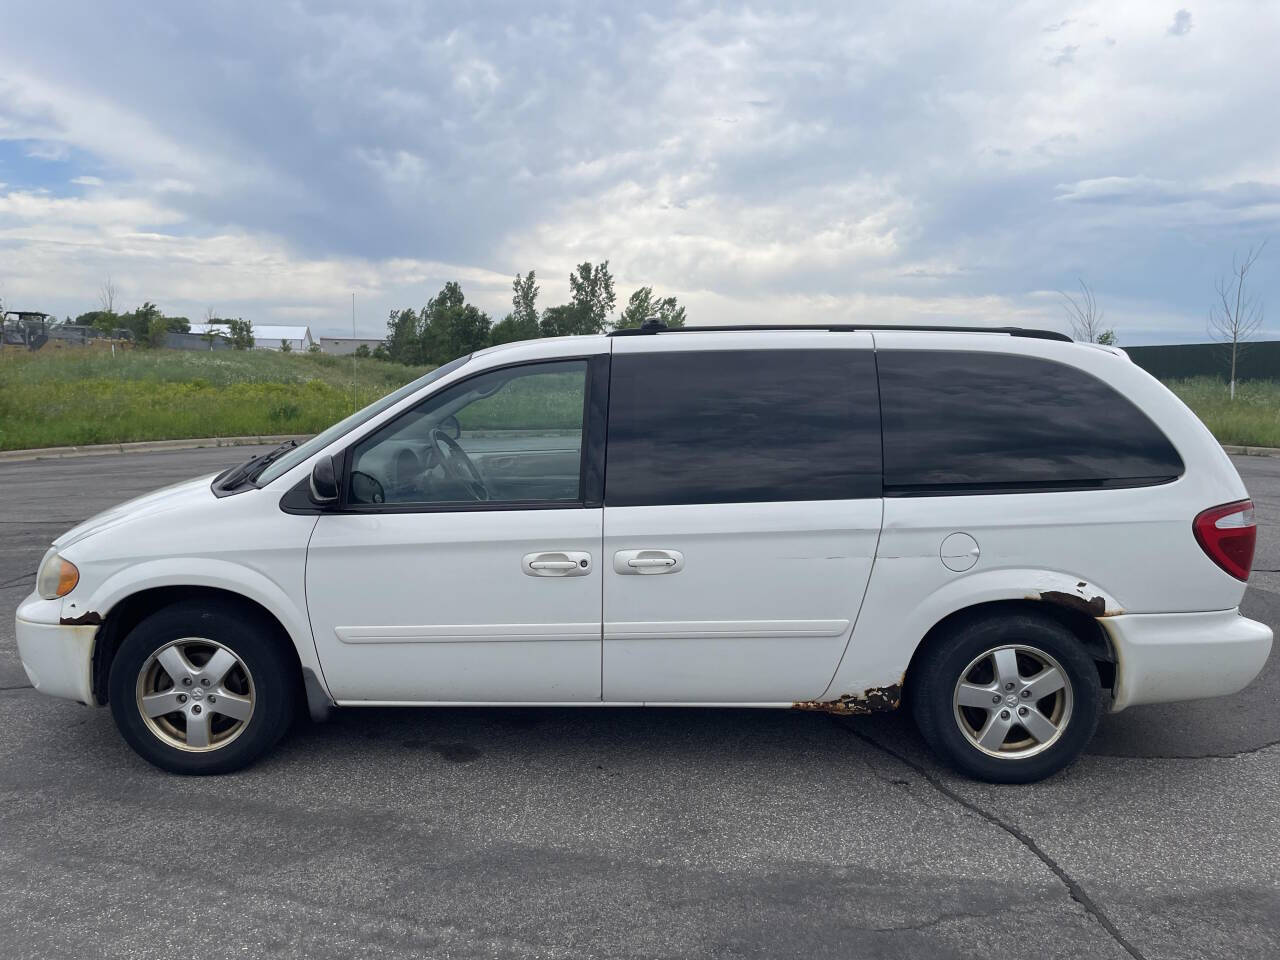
382,261,686,366
71,301,193,348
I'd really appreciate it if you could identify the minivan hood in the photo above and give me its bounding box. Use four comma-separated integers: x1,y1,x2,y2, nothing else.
53,474,219,549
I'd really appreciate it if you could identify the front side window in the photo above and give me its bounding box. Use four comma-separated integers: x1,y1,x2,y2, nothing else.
256,355,472,485
877,350,1185,494
605,348,881,506
348,360,588,506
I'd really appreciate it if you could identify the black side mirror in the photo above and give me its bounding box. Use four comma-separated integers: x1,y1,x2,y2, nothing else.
309,455,339,504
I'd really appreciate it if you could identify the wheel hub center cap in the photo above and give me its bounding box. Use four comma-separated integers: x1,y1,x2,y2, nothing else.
1004,693,1020,708
189,686,204,700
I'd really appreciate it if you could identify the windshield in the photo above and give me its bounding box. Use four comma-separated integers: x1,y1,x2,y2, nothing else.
254,354,472,485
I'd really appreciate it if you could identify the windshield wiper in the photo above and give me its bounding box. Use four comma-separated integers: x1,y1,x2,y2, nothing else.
215,440,298,490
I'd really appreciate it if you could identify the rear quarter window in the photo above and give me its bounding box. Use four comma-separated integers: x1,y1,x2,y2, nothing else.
877,349,1184,494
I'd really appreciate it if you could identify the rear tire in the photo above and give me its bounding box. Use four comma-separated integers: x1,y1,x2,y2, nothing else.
108,601,297,774
911,612,1101,783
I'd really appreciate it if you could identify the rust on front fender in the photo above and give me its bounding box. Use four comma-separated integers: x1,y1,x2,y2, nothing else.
59,610,103,627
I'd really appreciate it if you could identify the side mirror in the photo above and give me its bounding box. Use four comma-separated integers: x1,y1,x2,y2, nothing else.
309,455,339,504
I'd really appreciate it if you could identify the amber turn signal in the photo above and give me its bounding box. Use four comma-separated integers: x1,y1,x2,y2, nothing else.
36,552,80,600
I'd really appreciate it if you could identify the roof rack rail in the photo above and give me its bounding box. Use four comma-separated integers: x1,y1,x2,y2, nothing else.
609,323,1073,343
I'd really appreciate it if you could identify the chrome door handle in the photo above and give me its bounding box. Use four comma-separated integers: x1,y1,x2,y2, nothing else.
613,549,685,575
522,551,592,577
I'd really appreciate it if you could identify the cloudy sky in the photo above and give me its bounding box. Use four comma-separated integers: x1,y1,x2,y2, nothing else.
2,1,1277,343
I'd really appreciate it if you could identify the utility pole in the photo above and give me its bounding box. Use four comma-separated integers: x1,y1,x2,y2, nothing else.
351,292,358,411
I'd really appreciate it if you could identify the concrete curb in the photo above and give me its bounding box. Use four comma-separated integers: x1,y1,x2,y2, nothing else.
2,436,1278,464
0,435,310,464
1221,444,1280,458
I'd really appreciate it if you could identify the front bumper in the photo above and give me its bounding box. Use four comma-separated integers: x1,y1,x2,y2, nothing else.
15,594,97,706
1104,609,1273,712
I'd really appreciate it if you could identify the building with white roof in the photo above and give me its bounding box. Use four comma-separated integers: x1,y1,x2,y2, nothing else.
189,323,314,352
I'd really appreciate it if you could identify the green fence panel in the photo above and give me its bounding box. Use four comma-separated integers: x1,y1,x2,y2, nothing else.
1125,341,1280,382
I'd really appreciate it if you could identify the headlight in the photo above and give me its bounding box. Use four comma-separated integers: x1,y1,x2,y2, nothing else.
36,551,79,600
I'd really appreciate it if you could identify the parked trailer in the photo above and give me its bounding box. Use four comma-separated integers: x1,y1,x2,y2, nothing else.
0,311,51,351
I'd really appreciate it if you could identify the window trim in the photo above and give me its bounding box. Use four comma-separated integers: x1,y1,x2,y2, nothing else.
329,354,608,515
882,475,1181,498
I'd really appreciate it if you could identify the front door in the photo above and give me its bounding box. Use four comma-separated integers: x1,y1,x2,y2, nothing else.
601,334,883,702
306,355,606,702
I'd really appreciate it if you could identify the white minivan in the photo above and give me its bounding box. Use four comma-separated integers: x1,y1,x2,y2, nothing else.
15,325,1273,782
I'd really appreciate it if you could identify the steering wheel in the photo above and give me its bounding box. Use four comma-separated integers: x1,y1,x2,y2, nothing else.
429,428,489,500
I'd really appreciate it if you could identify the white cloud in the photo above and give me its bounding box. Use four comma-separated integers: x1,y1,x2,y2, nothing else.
0,187,509,334
23,141,70,161
0,0,1277,343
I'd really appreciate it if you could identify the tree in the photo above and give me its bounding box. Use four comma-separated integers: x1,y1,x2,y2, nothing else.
201,307,221,349
1208,242,1267,400
227,317,255,350
513,270,539,326
539,303,594,337
280,338,293,353
385,307,423,365
119,301,163,347
616,287,688,329
354,344,371,358
384,285,492,365
421,281,491,363
308,342,322,354
1096,329,1118,346
491,271,542,345
89,279,122,337
74,310,118,336
567,260,616,332
98,276,117,316
1058,279,1114,344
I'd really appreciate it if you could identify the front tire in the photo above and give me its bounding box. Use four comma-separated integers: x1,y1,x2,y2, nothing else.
108,602,297,774
911,613,1101,783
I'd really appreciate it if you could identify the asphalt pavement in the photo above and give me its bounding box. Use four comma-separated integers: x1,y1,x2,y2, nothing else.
1,447,1278,959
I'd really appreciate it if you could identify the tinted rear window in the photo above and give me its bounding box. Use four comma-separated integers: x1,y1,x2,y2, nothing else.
877,350,1184,493
606,349,881,506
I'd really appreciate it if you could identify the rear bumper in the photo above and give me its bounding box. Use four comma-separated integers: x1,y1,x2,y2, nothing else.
1104,609,1272,712
15,594,97,706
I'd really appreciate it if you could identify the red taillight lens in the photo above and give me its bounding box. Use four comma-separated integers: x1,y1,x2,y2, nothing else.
1193,499,1256,581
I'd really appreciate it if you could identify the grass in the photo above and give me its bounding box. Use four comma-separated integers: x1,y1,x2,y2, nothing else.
2,350,1279,451
0,348,430,450
1164,377,1280,448
457,369,586,432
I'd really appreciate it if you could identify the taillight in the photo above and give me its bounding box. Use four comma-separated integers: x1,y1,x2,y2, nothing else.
1193,499,1256,581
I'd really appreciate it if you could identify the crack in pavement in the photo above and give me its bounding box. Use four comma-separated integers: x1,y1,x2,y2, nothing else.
0,684,35,692
845,726,1148,960
1091,737,1280,761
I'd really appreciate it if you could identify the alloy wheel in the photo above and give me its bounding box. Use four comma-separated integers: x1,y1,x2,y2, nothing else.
134,638,256,752
952,643,1073,759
